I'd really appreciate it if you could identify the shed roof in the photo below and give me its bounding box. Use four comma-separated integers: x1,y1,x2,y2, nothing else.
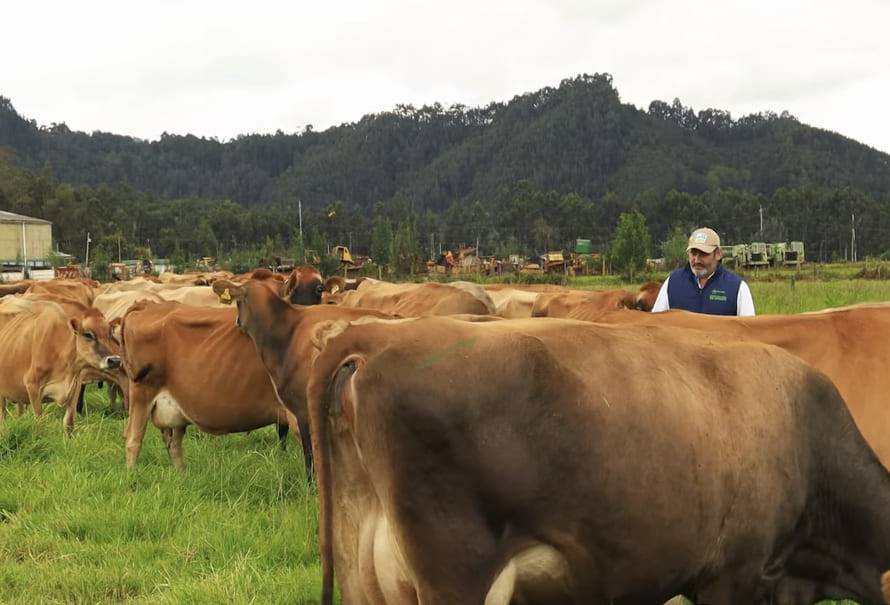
0,210,52,225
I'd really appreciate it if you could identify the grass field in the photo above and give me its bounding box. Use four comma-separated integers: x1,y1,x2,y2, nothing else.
0,390,319,604
1,276,885,603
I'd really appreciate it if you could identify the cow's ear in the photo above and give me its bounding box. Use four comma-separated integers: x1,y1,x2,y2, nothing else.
324,276,345,294
109,317,123,342
212,280,241,304
311,320,349,352
69,317,81,334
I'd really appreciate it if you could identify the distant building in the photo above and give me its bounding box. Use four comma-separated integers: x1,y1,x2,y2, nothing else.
0,210,53,265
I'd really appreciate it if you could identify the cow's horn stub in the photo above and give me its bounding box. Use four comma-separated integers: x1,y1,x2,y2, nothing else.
311,320,349,352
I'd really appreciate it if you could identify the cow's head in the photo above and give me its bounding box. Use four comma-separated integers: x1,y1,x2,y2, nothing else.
69,309,122,371
281,266,324,306
212,279,251,332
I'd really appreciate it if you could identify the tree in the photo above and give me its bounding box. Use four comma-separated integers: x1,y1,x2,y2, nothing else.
391,220,420,275
371,217,394,267
661,225,688,269
194,219,218,258
610,211,651,281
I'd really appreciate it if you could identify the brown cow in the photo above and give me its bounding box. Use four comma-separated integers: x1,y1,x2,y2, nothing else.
531,288,637,318
583,304,890,471
634,280,662,312
23,291,130,416
0,278,96,306
479,287,539,318
307,317,890,605
279,266,325,305
326,280,495,316
0,297,121,433
210,277,395,477
28,279,96,306
93,290,166,322
119,301,297,469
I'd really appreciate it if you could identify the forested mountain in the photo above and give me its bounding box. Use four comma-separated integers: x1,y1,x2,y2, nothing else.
1,73,890,270
3,74,889,208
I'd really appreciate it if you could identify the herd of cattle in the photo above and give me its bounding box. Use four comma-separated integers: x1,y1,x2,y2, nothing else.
3,269,890,604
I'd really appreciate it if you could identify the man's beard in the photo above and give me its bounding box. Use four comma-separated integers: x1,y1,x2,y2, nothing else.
691,264,710,278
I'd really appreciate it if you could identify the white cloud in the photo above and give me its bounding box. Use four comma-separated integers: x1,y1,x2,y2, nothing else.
2,0,889,152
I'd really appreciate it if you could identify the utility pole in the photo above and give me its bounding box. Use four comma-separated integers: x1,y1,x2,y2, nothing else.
759,205,764,238
20,222,27,267
85,232,91,271
118,235,122,263
298,199,304,261
851,213,856,263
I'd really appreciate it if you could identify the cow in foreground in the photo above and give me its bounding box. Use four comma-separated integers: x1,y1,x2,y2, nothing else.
307,316,890,605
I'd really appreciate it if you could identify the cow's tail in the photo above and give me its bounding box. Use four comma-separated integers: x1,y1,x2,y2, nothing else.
306,320,365,605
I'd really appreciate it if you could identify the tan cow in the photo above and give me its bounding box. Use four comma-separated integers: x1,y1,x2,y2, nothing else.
585,303,890,471
155,285,229,308
119,301,297,470
211,276,397,475
0,278,96,306
93,290,165,323
531,288,637,318
28,279,97,306
482,287,540,318
327,280,495,316
307,316,890,605
23,292,130,414
0,297,121,432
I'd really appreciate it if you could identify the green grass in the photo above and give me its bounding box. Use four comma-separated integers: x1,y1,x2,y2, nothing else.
0,389,320,604
3,276,888,603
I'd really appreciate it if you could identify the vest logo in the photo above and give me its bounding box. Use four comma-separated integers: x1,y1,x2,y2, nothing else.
709,289,728,302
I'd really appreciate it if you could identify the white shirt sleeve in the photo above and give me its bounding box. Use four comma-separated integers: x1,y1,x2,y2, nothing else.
736,281,755,316
650,276,671,313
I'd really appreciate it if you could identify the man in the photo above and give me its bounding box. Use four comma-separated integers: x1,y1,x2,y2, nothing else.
651,227,755,316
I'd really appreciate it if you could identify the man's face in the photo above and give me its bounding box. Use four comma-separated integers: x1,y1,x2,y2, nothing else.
688,247,722,278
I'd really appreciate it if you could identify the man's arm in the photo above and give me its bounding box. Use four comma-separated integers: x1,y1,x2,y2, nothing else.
650,276,671,313
737,281,755,316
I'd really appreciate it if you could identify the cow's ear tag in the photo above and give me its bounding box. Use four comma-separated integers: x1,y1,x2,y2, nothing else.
220,288,232,303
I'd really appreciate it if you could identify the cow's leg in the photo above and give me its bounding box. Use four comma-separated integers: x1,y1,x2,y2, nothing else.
108,382,126,411
276,422,288,450
62,384,79,437
15,401,25,416
297,415,314,480
164,426,187,470
75,382,87,415
124,385,152,467
23,373,43,417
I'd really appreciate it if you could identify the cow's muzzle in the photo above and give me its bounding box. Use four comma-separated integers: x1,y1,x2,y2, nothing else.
103,356,122,370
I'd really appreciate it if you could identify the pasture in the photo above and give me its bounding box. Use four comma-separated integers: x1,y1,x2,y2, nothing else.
1,277,887,603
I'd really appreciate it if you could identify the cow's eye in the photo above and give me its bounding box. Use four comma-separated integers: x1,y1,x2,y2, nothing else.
84,331,95,341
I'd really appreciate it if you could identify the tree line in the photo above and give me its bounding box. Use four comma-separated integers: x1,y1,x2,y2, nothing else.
2,148,889,279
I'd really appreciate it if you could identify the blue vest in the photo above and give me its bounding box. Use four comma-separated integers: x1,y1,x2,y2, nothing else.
666,264,742,316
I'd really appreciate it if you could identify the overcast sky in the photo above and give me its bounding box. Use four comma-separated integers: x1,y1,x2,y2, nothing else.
4,0,889,153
